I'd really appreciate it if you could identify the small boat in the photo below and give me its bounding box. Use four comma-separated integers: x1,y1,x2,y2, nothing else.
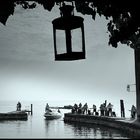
44,110,62,120
44,103,62,120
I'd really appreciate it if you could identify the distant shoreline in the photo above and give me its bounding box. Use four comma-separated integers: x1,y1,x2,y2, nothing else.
50,105,73,109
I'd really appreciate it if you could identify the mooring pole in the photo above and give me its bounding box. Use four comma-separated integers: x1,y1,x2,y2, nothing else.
120,99,125,118
31,104,33,115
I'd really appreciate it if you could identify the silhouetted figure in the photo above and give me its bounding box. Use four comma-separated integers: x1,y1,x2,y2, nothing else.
71,107,75,114
92,104,96,115
78,103,82,114
83,103,88,114
107,103,113,117
100,104,105,116
120,100,125,118
101,103,108,116
45,103,52,112
74,103,78,113
79,103,82,108
131,105,137,119
104,104,108,116
16,102,21,111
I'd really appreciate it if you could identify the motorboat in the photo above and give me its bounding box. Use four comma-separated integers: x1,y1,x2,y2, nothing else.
44,103,62,120
44,109,62,120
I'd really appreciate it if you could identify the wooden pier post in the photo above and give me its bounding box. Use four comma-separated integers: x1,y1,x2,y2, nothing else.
120,99,125,118
31,104,33,115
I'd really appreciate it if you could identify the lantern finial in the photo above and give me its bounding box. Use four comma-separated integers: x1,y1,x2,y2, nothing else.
59,3,74,17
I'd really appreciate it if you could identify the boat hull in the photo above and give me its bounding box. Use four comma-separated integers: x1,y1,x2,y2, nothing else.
44,112,62,120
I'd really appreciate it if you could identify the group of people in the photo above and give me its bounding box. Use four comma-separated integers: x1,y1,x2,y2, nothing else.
99,102,116,117
72,102,115,117
72,102,137,119
72,103,89,115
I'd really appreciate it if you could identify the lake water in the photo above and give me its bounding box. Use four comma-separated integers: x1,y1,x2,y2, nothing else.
0,100,132,139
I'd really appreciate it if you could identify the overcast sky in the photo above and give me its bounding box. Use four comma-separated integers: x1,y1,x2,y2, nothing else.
0,4,136,113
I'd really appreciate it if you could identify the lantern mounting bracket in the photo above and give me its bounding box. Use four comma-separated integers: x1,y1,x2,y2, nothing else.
59,2,74,17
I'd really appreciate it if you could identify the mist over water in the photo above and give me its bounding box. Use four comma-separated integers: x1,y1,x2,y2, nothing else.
0,100,131,139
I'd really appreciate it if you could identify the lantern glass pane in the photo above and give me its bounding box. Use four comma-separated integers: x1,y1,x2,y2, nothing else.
56,30,66,54
71,28,82,52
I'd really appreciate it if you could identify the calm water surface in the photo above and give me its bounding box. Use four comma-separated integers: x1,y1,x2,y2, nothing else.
0,100,132,139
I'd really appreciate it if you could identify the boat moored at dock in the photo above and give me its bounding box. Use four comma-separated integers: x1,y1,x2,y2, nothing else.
44,103,62,120
44,110,62,120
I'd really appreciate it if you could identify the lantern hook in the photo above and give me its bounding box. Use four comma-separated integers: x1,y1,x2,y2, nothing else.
59,2,74,17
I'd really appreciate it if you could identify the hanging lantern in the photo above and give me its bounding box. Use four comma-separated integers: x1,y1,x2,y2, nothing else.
52,3,86,61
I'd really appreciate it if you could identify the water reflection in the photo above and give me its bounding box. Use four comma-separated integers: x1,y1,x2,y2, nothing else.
65,122,130,139
43,118,131,139
44,119,52,134
44,118,63,138
72,123,92,138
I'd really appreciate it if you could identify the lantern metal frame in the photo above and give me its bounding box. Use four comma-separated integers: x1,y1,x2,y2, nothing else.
52,4,86,61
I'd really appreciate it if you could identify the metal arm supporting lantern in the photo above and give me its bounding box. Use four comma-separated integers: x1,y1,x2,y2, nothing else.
127,84,136,92
52,2,86,61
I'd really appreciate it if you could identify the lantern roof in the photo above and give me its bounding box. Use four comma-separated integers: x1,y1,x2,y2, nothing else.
52,16,84,30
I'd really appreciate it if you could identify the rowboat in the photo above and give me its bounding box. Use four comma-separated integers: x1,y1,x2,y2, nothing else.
44,103,62,120
44,109,62,120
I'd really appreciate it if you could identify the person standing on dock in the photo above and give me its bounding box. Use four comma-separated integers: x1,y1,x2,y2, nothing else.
107,103,113,117
74,103,78,113
16,102,21,111
79,103,82,109
78,103,82,114
100,103,105,116
83,103,88,114
131,105,137,119
92,104,96,115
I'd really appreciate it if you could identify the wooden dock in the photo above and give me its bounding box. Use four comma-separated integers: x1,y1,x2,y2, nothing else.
64,113,140,138
0,104,33,121
22,104,33,115
0,111,28,121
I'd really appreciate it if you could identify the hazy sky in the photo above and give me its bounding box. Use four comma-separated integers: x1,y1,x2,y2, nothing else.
0,4,136,112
